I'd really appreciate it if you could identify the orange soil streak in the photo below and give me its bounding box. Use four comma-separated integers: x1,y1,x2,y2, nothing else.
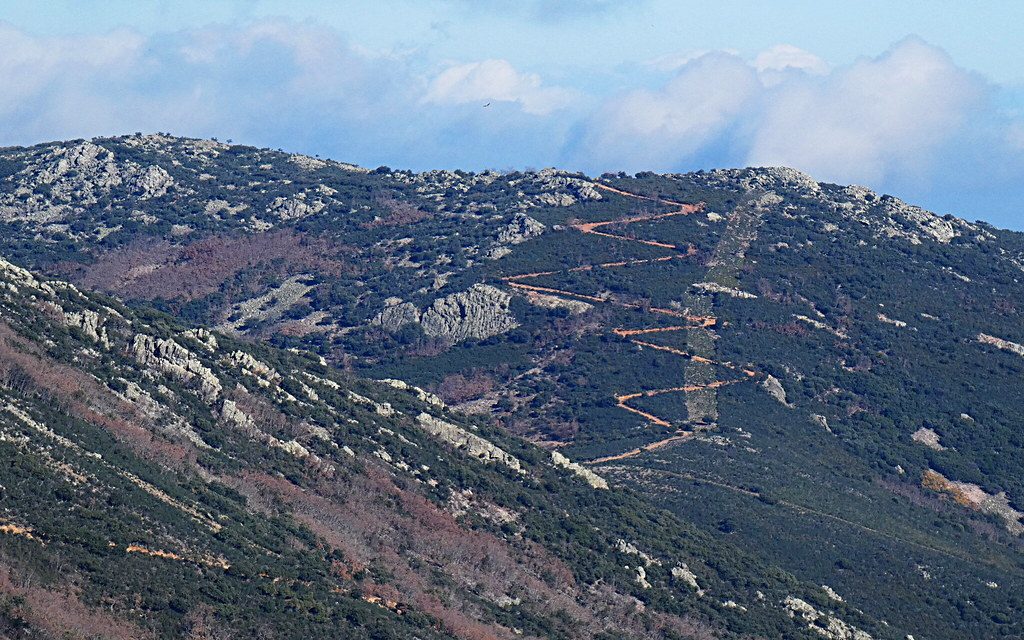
581,229,679,249
0,522,37,541
593,183,687,207
502,180,758,454
502,254,691,283
613,326,692,337
506,281,717,326
587,432,695,464
125,545,184,562
614,401,672,427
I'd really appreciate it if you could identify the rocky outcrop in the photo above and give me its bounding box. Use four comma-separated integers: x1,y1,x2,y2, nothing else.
978,333,1024,358
552,451,608,489
762,374,791,407
128,165,174,199
911,427,945,451
347,390,396,417
372,301,420,332
373,284,519,344
922,469,1024,535
378,378,446,408
526,169,604,206
614,539,660,567
420,285,518,342
64,309,109,348
671,565,704,596
783,596,873,639
266,194,326,220
877,313,908,328
226,350,282,387
692,282,758,299
221,399,256,431
521,291,593,314
181,328,218,352
132,334,222,404
416,412,523,473
496,213,545,246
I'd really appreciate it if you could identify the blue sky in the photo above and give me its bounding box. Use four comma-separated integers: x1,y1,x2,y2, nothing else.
2,1,1023,228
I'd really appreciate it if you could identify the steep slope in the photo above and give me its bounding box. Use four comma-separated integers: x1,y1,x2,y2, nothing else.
0,256,888,638
2,135,1024,637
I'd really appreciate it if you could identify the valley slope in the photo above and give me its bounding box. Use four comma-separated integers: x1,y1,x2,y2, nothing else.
2,135,1023,638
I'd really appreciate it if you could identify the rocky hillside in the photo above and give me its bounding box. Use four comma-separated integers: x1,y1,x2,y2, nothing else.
0,254,894,639
2,135,1024,638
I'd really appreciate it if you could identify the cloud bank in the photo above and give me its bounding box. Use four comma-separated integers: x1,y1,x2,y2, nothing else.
0,21,1022,227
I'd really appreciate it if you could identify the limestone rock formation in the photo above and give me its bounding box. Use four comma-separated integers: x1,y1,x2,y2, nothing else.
671,565,704,596
552,451,608,489
420,284,519,342
131,334,222,404
378,378,446,408
267,194,325,220
762,374,791,407
416,412,523,472
692,281,758,299
911,427,945,450
373,284,519,344
978,333,1024,358
64,309,109,347
783,596,873,640
496,213,545,246
128,165,174,199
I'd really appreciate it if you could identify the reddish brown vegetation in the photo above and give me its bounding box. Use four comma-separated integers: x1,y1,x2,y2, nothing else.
361,195,431,229
435,371,495,404
0,321,193,469
222,462,684,640
69,230,354,302
0,560,149,640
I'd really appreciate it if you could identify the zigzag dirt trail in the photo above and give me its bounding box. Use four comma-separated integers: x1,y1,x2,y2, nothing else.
501,182,764,462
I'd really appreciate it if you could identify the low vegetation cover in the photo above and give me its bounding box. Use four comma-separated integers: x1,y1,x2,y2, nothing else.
1,135,1023,638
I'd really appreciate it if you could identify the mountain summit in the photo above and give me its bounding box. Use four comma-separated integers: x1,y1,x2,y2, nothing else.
1,135,1023,639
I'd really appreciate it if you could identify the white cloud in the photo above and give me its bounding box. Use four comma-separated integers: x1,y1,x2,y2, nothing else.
423,59,576,115
645,48,740,72
573,52,760,170
573,38,990,189
747,38,983,185
754,44,828,75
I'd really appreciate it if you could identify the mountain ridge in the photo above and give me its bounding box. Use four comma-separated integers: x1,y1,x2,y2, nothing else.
2,134,1023,638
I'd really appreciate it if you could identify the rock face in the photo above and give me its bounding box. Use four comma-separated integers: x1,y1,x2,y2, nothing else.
128,165,174,199
131,334,222,404
978,333,1024,358
671,565,704,596
762,374,791,407
911,427,945,450
692,281,758,299
373,284,519,344
226,350,282,387
552,451,608,489
420,284,519,342
496,213,545,246
416,412,523,473
64,309,109,347
922,469,1024,535
783,596,873,640
378,378,446,408
266,194,326,221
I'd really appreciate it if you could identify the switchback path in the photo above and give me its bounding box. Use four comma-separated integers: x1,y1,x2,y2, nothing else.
498,181,764,461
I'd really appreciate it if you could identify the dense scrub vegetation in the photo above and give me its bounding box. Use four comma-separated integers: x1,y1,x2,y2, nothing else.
2,136,1024,637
